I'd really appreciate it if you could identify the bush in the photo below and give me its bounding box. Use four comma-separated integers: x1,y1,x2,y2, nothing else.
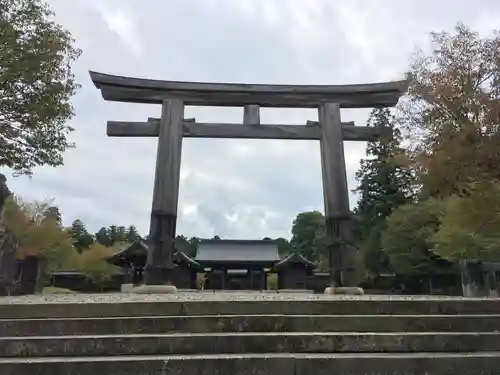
267,273,278,290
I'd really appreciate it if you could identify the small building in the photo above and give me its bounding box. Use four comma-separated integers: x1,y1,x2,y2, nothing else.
273,252,315,290
107,241,149,285
107,240,201,288
195,239,280,290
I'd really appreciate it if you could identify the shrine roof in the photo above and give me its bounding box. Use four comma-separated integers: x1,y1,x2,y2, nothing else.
195,239,280,265
107,241,147,266
273,251,316,271
173,251,202,270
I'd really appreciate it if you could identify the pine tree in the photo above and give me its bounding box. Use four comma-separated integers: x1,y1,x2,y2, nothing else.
108,225,119,245
44,206,62,225
126,225,141,243
116,226,127,243
95,227,112,247
70,219,94,252
354,108,415,275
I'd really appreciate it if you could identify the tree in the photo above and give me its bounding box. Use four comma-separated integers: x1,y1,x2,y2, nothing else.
126,225,141,243
401,23,500,198
433,182,500,262
70,219,93,252
175,235,192,256
44,206,61,225
116,226,127,243
275,237,292,256
290,211,327,262
1,197,78,271
108,225,119,245
95,227,112,247
354,108,415,275
1,0,82,175
382,200,445,276
188,236,200,257
79,243,118,290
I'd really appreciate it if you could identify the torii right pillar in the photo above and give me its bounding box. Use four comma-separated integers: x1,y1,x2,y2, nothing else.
319,102,359,289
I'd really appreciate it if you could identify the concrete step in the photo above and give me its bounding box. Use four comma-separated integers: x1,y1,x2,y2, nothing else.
2,332,500,357
3,314,500,336
3,298,500,319
1,352,500,375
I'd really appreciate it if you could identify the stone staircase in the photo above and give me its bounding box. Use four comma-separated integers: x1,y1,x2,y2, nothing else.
1,295,500,374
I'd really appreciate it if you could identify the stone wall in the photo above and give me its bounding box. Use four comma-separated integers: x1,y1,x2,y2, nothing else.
0,224,18,296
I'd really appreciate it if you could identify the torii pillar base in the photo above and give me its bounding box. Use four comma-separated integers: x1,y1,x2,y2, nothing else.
324,286,364,295
124,284,178,294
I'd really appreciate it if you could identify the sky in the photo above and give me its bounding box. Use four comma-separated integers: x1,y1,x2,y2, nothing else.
5,0,500,239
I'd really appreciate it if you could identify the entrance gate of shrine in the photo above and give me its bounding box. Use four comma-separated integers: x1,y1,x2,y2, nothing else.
90,71,407,288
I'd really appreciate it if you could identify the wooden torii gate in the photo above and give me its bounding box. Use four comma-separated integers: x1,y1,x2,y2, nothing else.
90,71,407,288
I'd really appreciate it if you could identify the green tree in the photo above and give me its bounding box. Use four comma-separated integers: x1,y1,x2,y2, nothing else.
0,0,81,175
433,182,500,262
188,236,200,257
1,197,79,275
79,243,119,290
382,200,445,276
275,237,292,257
70,219,93,252
116,226,127,243
354,108,415,275
290,211,326,262
95,227,112,247
175,235,190,255
108,225,118,245
401,23,500,198
126,225,141,243
44,206,61,225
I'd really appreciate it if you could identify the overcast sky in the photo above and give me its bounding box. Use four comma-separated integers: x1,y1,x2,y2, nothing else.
5,0,500,239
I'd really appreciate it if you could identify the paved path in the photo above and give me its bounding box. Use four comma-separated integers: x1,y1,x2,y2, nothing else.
0,291,496,305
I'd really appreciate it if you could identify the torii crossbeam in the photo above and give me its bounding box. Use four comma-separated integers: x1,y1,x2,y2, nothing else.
90,71,407,289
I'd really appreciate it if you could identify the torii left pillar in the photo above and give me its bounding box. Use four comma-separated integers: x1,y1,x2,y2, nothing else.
144,99,184,286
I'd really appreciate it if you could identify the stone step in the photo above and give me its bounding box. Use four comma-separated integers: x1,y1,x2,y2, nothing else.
1,352,500,375
3,298,500,319
3,314,500,336
2,332,500,357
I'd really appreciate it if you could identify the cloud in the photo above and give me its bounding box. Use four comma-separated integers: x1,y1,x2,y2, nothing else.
5,0,500,240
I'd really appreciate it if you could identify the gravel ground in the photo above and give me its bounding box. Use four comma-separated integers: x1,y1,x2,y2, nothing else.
0,291,496,305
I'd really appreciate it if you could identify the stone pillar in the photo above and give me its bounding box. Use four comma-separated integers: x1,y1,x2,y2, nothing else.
318,103,356,287
144,99,184,286
486,270,499,297
460,259,487,297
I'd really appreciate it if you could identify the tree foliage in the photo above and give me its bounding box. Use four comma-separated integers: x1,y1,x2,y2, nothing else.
354,108,415,275
126,225,141,243
433,182,500,262
382,200,445,275
0,0,81,175
70,219,94,252
78,243,119,287
1,197,78,270
401,23,500,198
390,23,500,264
290,211,327,263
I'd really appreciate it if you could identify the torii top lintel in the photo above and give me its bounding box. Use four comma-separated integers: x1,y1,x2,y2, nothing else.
89,71,408,108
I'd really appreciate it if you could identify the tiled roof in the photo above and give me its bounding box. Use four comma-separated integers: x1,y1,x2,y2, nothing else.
195,239,280,263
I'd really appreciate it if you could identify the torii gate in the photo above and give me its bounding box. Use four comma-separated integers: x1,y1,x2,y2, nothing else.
90,71,407,290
